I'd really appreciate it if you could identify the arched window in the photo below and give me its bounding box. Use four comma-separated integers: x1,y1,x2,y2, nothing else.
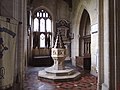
33,9,52,48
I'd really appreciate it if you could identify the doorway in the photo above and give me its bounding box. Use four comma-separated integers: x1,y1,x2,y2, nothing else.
76,9,91,72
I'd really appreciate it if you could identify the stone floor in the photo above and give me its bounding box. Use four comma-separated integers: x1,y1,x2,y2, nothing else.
23,65,97,90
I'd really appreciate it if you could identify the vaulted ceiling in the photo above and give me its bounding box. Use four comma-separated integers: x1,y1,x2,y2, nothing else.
27,0,72,8
27,0,34,5
63,0,72,8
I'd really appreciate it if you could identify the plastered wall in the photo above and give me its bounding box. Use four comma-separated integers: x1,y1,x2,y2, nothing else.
71,0,98,76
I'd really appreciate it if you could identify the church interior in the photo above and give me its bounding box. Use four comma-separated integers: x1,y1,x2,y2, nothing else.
0,0,120,90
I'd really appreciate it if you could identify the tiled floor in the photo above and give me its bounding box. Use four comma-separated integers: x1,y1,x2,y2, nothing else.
24,65,97,90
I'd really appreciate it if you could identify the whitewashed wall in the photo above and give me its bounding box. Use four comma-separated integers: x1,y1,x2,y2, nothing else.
91,24,98,76
71,0,98,76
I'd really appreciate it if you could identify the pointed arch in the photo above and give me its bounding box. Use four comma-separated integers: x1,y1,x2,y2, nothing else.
79,9,91,56
33,6,53,20
33,8,52,48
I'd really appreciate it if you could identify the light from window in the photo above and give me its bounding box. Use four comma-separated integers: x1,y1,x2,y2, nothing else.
37,12,39,17
40,18,45,32
46,13,48,17
40,12,42,17
40,34,45,47
43,12,45,17
33,9,52,48
34,18,39,31
46,19,51,32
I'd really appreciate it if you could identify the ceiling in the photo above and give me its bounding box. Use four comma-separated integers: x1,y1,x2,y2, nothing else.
63,0,72,8
27,0,72,8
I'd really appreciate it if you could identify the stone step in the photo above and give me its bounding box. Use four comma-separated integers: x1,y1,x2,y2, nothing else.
38,69,81,82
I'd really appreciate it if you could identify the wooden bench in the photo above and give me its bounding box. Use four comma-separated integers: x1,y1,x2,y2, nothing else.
76,55,91,71
32,48,51,56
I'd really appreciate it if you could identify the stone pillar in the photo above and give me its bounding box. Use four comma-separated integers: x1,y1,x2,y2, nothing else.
101,1,110,89
98,0,104,89
115,0,120,89
16,0,27,89
99,0,120,90
99,0,111,89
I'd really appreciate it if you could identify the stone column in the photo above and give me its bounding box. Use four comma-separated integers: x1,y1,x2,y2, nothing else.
16,0,27,89
100,0,120,89
115,0,120,89
101,0,110,89
109,0,116,89
98,0,104,89
99,0,111,89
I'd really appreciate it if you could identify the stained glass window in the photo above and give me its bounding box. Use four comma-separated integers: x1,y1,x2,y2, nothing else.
40,34,45,47
34,18,39,31
33,9,52,48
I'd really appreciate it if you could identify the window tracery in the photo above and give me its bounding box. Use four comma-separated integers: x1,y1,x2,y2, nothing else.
33,9,52,48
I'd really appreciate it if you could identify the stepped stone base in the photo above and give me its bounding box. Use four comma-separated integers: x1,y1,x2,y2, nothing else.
38,67,81,82
45,67,74,76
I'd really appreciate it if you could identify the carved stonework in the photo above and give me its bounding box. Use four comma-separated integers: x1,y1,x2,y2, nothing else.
51,30,66,70
56,19,70,41
56,19,71,61
38,20,80,81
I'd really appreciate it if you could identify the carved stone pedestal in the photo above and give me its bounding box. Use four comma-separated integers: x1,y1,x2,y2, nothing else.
38,30,81,81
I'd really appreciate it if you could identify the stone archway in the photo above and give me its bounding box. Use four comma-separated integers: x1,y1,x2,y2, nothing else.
79,9,91,57
76,9,91,72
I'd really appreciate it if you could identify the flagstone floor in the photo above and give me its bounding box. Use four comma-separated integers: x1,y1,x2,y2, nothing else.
23,66,97,90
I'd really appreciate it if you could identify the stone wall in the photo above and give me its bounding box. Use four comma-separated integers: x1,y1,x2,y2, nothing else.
29,0,71,61
30,0,71,33
71,0,98,76
0,0,14,17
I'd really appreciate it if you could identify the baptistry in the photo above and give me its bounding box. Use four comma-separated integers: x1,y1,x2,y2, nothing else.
38,31,81,81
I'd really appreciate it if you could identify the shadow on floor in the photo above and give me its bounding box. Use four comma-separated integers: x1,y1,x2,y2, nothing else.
5,61,97,90
23,61,97,90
